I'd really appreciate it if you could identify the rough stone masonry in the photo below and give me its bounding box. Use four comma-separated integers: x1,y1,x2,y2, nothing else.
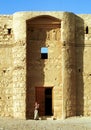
0,11,91,119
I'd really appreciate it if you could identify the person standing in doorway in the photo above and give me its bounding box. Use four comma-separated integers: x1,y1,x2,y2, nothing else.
34,102,39,120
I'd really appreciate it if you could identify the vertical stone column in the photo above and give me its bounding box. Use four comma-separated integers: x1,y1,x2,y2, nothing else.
12,13,26,119
62,12,76,118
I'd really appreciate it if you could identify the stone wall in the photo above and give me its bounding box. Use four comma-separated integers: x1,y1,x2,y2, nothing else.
13,13,27,119
13,12,63,119
1,11,91,119
12,11,77,119
76,14,91,116
62,12,76,118
0,15,13,117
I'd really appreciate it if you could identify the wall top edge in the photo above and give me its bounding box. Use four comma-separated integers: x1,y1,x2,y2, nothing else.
13,11,64,15
1,11,91,17
0,15,12,17
13,11,64,13
12,11,78,16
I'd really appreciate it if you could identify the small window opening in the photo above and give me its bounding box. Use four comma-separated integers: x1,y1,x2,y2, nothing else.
41,47,48,59
8,97,10,99
3,69,6,73
86,26,88,34
8,28,11,35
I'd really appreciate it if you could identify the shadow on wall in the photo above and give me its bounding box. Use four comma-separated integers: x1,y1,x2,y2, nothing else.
26,15,61,119
26,17,46,119
75,16,84,116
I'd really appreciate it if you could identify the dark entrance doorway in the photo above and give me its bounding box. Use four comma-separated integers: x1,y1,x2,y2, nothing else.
45,88,53,116
35,87,53,116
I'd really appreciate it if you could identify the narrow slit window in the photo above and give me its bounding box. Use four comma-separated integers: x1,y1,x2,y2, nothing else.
41,47,48,59
8,28,11,35
86,26,88,34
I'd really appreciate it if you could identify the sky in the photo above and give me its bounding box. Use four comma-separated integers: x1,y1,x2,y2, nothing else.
0,0,91,15
41,47,48,54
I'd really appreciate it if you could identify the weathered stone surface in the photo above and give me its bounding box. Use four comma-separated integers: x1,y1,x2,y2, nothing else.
0,11,91,119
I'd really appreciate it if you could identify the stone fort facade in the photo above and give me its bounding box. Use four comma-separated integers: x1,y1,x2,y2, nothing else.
0,11,91,119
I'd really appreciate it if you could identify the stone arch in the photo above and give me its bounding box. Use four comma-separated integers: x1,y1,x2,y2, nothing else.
27,15,61,24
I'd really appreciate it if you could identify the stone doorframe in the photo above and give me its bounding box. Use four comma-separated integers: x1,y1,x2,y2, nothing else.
13,12,76,119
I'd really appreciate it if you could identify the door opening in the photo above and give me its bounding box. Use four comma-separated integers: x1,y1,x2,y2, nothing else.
35,87,53,116
45,88,53,116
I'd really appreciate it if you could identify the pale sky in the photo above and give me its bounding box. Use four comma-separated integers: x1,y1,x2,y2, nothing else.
0,0,91,14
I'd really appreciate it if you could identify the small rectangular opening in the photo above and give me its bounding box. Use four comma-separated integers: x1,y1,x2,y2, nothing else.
41,53,48,59
8,28,11,35
41,47,48,59
86,26,88,34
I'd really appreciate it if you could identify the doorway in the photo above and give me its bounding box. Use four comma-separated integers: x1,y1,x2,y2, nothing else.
45,88,53,116
35,87,53,116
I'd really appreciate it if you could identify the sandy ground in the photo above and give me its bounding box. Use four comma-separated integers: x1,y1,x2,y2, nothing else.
0,117,91,130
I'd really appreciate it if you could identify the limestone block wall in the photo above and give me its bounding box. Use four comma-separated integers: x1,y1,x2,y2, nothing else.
1,11,91,119
44,40,62,118
0,15,13,44
13,13,27,119
12,12,91,119
0,12,77,119
13,12,64,119
75,15,84,116
76,14,91,116
0,15,13,117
